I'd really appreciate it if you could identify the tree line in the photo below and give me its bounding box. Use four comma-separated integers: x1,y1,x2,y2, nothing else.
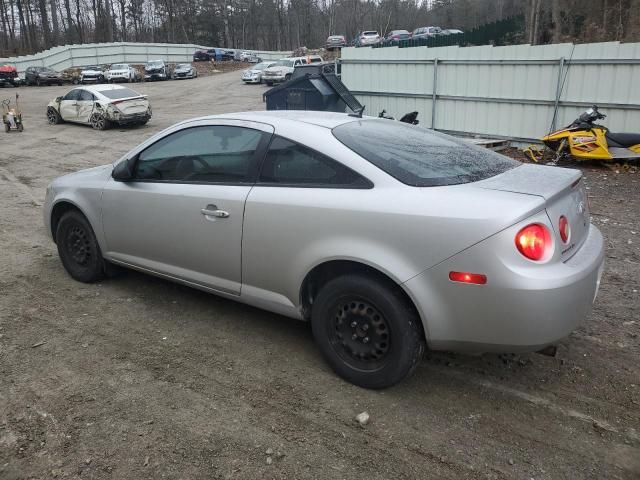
1,0,639,57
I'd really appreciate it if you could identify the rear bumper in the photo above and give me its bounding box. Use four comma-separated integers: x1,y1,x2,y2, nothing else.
405,224,605,352
113,113,151,125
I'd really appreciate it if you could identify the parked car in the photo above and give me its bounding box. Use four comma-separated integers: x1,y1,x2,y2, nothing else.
80,65,106,84
193,49,217,61
355,31,381,47
382,30,412,46
43,111,605,389
240,51,255,62
144,60,170,81
241,61,275,84
25,66,63,86
412,26,443,39
172,63,197,80
46,84,151,130
326,35,347,50
442,29,464,35
106,63,139,83
262,56,322,86
0,64,19,87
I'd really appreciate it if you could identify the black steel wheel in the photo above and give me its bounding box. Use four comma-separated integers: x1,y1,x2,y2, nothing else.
312,274,425,389
55,210,105,283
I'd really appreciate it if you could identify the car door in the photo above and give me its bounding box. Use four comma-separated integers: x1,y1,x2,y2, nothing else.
242,135,372,302
101,119,274,295
58,89,81,121
76,89,95,123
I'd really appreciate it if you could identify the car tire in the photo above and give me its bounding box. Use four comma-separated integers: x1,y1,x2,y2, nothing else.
266,81,273,86
17,123,23,132
47,107,63,125
90,113,110,130
311,274,425,389
36,78,42,86
55,210,105,283
285,74,292,81
4,123,9,132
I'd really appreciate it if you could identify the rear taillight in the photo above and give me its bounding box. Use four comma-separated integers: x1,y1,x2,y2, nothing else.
559,216,570,243
515,224,551,261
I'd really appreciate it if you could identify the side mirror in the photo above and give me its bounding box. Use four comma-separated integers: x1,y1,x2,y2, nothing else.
55,96,62,102
112,158,135,181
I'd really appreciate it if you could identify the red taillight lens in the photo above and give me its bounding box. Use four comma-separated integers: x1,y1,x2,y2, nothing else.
515,224,550,261
449,272,487,285
559,215,570,243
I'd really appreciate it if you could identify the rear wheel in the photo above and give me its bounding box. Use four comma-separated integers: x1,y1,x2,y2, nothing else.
311,274,425,389
55,210,105,283
4,123,9,132
17,123,23,132
90,112,110,130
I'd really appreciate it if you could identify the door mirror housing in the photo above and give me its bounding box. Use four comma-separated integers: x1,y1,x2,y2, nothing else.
55,96,62,102
112,158,135,181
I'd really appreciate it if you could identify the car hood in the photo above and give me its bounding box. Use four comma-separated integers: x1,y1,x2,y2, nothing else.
50,164,112,190
109,69,129,74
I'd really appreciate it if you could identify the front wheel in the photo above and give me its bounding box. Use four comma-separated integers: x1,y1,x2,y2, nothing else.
47,107,63,124
311,274,425,389
55,210,105,283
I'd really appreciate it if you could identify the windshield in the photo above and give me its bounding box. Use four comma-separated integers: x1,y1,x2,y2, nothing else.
363,31,378,36
253,62,271,70
97,87,141,100
176,64,190,69
111,64,128,70
84,66,101,70
272,60,293,67
333,120,518,187
147,61,163,67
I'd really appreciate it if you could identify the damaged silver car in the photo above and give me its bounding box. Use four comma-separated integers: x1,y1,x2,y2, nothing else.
46,84,152,130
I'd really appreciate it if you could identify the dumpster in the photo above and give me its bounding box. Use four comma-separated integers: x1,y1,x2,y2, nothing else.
264,62,363,114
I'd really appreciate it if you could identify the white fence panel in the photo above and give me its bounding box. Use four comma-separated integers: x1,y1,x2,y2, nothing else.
340,42,640,142
1,42,292,73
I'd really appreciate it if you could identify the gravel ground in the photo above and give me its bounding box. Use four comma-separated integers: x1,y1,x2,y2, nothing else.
0,71,639,480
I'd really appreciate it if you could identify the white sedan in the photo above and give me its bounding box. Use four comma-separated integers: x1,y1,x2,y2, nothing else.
46,84,152,130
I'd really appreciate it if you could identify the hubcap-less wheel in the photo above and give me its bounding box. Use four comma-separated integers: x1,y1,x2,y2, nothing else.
330,298,390,371
66,225,92,266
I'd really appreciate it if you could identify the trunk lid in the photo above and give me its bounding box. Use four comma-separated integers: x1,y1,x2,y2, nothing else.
475,164,589,261
113,97,149,115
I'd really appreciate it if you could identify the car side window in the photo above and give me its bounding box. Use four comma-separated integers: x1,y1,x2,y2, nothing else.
79,90,94,101
63,90,81,101
134,125,265,183
259,136,369,188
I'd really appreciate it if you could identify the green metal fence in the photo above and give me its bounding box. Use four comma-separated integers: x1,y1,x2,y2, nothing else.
373,16,525,49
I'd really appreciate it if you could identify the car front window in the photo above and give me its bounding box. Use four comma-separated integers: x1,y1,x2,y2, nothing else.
135,126,265,183
333,120,518,187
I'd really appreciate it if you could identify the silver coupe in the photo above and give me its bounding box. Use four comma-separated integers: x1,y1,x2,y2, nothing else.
43,111,605,388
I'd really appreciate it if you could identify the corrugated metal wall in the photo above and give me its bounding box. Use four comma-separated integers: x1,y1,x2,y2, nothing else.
0,42,292,74
341,42,640,141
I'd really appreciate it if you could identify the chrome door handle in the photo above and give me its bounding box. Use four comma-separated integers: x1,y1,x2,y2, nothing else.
201,207,229,218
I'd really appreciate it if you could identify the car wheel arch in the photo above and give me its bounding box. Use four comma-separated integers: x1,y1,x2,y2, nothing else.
299,259,428,341
50,201,88,243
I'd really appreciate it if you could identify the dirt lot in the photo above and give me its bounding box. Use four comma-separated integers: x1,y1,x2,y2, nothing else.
0,71,639,480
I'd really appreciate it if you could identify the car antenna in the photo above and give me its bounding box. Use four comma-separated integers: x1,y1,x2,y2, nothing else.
349,105,365,118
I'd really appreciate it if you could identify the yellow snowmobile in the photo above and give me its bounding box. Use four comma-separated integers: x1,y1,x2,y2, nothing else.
537,106,640,162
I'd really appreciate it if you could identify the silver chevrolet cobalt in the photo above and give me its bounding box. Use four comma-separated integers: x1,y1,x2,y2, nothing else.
44,111,605,388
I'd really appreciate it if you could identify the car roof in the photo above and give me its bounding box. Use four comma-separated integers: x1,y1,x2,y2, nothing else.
197,110,360,129
76,84,130,94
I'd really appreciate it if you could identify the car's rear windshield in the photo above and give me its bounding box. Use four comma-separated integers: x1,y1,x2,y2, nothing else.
97,87,141,99
363,31,378,36
332,120,518,187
